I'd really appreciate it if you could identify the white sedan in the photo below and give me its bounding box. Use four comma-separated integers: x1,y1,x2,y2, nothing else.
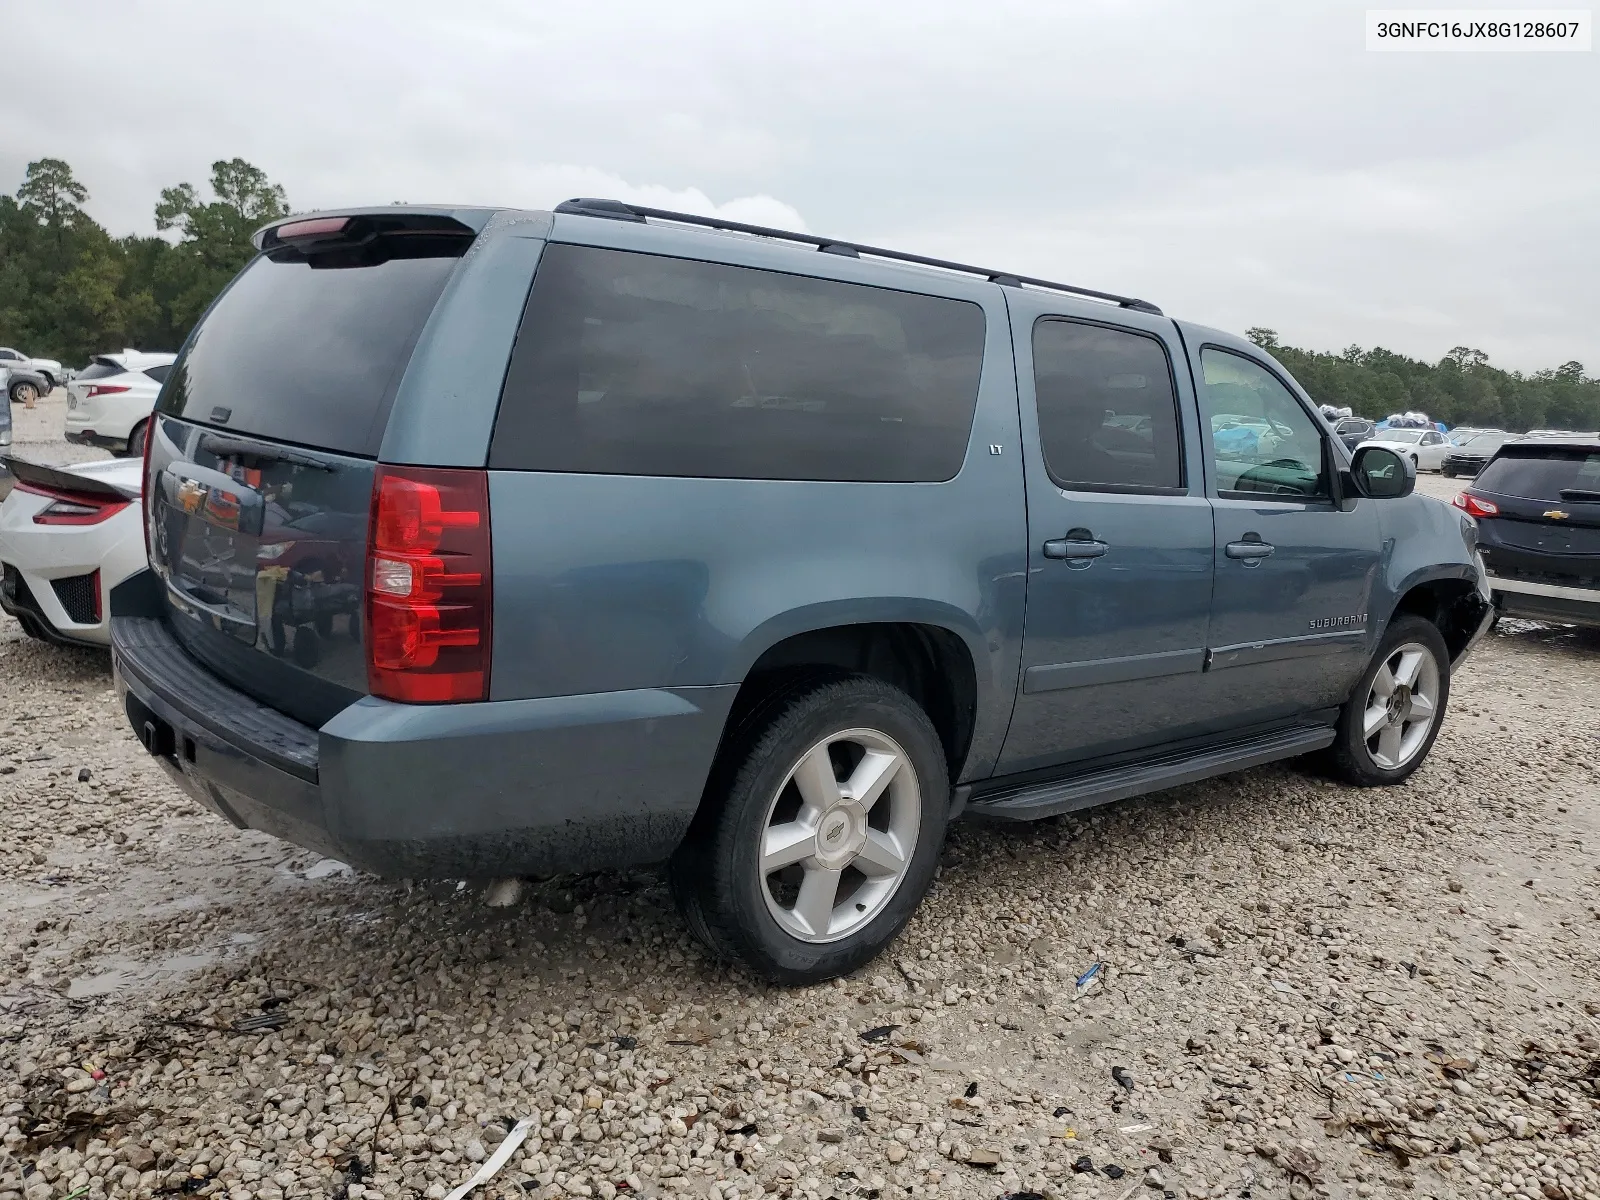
0,456,145,647
64,350,177,457
1356,427,1451,472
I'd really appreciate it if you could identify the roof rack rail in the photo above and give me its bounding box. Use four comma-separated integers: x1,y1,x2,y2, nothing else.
552,198,1163,316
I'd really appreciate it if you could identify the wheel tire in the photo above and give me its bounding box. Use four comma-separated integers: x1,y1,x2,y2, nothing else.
11,381,38,407
126,421,148,459
1442,468,1456,478
669,674,949,984
1329,615,1450,787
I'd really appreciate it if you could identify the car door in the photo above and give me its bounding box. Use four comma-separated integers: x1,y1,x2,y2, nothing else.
1183,334,1381,726
1418,431,1446,470
996,297,1216,775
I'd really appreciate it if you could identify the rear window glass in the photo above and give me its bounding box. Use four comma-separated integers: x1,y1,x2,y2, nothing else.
143,363,172,384
76,360,123,381
1476,447,1600,499
158,239,465,457
490,244,986,482
1031,319,1184,492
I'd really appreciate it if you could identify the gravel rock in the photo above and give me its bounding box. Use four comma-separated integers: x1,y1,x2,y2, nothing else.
0,421,1597,1200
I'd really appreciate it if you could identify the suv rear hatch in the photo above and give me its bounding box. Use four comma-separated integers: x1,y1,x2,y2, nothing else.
145,213,478,726
1472,442,1600,584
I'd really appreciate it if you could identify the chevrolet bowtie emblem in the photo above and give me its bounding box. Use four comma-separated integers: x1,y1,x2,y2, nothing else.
1544,509,1570,520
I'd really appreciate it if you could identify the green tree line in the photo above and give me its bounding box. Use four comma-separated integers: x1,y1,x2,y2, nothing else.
1245,329,1597,433
0,157,287,367
3,159,1597,433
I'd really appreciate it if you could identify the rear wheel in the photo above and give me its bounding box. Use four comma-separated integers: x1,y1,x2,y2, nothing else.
10,381,38,408
126,421,148,459
1329,615,1449,786
669,675,949,984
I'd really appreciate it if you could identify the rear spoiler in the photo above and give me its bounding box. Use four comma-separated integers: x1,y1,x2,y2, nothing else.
0,455,141,502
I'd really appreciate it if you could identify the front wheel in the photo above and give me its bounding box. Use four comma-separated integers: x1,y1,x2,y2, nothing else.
1329,615,1450,786
669,675,949,984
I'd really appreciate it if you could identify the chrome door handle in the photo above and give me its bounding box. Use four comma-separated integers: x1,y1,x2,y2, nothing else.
1043,538,1108,560
1225,539,1275,561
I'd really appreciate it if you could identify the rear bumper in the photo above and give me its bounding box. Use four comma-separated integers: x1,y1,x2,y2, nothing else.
1489,575,1600,628
111,614,739,877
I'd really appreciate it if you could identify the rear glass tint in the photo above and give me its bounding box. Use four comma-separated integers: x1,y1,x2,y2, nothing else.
490,244,986,482
143,363,172,383
1032,319,1184,492
1476,446,1600,499
157,238,466,457
76,359,124,381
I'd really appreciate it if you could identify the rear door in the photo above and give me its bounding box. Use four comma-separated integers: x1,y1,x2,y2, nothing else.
996,295,1215,774
1184,336,1380,725
145,218,473,726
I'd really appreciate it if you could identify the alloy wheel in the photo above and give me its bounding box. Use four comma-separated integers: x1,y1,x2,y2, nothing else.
758,728,921,944
1361,641,1441,770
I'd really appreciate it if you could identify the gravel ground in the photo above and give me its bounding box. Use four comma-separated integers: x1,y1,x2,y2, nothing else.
2,400,1597,1200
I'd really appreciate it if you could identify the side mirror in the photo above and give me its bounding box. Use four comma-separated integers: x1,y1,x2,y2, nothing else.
1348,445,1415,499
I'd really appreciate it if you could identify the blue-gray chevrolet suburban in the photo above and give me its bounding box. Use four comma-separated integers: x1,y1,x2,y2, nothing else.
111,199,1493,983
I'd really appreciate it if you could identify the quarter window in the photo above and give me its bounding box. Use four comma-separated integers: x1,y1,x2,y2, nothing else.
491,244,987,482
1200,349,1329,500
1031,320,1184,492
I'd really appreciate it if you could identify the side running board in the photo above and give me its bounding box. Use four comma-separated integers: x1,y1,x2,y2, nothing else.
966,726,1336,822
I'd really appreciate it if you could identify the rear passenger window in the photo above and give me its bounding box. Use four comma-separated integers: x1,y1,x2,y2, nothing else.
1031,319,1184,492
490,244,986,482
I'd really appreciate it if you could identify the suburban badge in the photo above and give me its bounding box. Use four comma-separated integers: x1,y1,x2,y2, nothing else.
1309,613,1367,631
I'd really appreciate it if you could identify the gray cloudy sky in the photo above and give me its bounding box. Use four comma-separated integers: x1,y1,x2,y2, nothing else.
5,0,1597,371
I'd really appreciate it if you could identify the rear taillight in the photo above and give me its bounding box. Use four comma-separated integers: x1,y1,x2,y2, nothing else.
365,466,492,703
15,482,130,526
85,385,130,398
1453,492,1499,518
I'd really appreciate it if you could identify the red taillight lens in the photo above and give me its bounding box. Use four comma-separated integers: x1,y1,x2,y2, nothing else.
1453,492,1499,518
85,385,130,398
275,216,350,241
16,482,131,526
366,466,492,703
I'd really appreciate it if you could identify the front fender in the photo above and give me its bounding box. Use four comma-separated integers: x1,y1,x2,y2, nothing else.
1371,494,1492,663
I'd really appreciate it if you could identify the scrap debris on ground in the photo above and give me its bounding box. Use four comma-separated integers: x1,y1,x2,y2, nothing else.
1,405,1597,1200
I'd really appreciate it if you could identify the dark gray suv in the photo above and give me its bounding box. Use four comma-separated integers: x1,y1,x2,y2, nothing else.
112,200,1493,982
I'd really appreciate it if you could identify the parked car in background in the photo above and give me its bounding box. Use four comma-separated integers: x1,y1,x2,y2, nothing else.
65,351,177,456
5,365,53,410
1358,426,1450,471
0,455,146,646
111,199,1491,983
1447,426,1505,444
1455,435,1600,628
0,346,64,392
1441,431,1516,477
1332,416,1376,452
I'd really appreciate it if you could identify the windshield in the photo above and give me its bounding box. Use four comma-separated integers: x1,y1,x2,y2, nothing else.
1383,430,1424,444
